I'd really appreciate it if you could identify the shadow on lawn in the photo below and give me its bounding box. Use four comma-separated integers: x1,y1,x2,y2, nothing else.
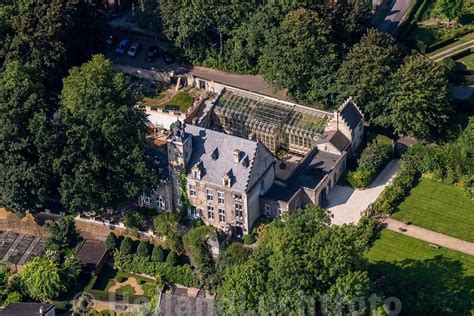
370,256,474,315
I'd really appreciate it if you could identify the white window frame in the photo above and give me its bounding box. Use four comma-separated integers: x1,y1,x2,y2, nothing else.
235,203,243,219
218,191,225,204
207,205,214,219
206,188,214,201
218,208,226,223
189,185,196,197
158,196,165,210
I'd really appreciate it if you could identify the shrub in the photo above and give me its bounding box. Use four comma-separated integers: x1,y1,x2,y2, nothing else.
4,291,21,306
116,275,127,283
251,217,272,239
182,226,214,268
120,237,133,256
164,231,184,254
373,155,419,214
124,212,142,230
347,135,393,188
151,245,165,262
154,212,180,237
137,278,146,285
243,234,256,245
137,240,150,257
105,233,118,252
217,243,250,273
166,251,177,267
113,252,198,287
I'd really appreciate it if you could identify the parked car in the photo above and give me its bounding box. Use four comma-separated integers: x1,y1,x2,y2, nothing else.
115,39,129,54
127,42,141,57
162,51,175,64
106,35,118,48
146,45,160,62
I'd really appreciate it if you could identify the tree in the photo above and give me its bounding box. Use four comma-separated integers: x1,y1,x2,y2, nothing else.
259,9,340,109
438,0,464,21
19,257,66,302
166,251,177,266
384,55,451,140
55,55,154,212
46,215,81,253
337,29,402,122
151,245,164,262
120,237,133,256
105,233,118,252
0,265,8,294
218,206,375,314
0,61,55,216
137,240,150,257
6,0,106,89
124,212,143,230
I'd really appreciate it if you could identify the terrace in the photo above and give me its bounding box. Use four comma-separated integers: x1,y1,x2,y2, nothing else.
213,88,332,154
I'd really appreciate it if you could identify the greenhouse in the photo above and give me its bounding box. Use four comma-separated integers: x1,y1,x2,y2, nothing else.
213,88,332,154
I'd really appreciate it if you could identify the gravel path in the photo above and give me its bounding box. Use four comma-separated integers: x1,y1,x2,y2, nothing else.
328,160,401,225
385,219,474,256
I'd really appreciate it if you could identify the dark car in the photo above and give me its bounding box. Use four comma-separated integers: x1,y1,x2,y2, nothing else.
162,51,175,64
146,45,160,62
106,35,118,48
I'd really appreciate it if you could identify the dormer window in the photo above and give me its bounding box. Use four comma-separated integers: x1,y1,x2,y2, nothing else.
242,155,250,168
222,174,231,188
212,148,219,160
192,161,202,179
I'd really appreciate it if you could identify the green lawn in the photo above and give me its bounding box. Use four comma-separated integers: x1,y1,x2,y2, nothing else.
92,266,156,297
115,284,136,295
143,89,198,112
458,52,474,69
367,230,474,315
392,179,474,242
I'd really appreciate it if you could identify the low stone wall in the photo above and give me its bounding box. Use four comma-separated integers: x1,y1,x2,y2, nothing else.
0,208,163,244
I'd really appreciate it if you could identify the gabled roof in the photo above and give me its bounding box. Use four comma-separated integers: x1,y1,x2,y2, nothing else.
184,125,275,192
339,99,363,130
317,130,350,153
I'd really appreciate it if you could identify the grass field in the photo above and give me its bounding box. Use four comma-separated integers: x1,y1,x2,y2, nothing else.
92,266,156,297
458,52,474,69
392,179,474,242
143,89,198,112
367,230,474,315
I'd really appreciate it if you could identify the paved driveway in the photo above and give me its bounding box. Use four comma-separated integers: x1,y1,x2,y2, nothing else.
327,160,401,225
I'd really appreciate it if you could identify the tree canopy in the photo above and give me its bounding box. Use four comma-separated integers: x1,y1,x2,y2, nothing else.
337,29,402,122
217,206,376,314
55,55,154,212
383,55,451,140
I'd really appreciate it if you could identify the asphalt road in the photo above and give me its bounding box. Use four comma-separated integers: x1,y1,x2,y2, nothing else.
372,0,412,33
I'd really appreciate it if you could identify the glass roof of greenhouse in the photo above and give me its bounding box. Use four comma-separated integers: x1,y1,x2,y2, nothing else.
214,88,332,134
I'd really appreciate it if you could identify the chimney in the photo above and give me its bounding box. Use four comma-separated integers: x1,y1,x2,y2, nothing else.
233,149,241,163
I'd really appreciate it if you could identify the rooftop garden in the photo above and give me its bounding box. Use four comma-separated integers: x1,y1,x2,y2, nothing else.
142,88,200,113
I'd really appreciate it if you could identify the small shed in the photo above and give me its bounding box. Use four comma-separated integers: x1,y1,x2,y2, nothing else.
76,239,108,276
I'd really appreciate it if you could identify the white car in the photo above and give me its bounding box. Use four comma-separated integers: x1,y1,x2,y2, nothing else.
127,42,141,57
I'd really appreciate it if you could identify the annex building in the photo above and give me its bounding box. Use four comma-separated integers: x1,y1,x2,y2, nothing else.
141,77,364,235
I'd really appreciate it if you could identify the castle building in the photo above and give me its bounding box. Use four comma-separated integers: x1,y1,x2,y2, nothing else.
140,78,364,234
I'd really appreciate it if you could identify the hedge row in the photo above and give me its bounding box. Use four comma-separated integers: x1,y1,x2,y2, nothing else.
114,251,199,287
372,159,420,214
347,135,393,188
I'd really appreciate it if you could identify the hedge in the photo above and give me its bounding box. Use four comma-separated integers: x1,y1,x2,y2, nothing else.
372,160,419,214
347,135,393,188
113,251,199,287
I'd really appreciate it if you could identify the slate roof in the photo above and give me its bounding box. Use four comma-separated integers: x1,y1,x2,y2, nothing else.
184,125,275,192
145,146,170,180
76,239,108,275
340,100,363,130
317,130,350,153
0,303,54,316
289,151,340,190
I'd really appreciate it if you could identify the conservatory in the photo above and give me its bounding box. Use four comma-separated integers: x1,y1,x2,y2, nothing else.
213,88,332,154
